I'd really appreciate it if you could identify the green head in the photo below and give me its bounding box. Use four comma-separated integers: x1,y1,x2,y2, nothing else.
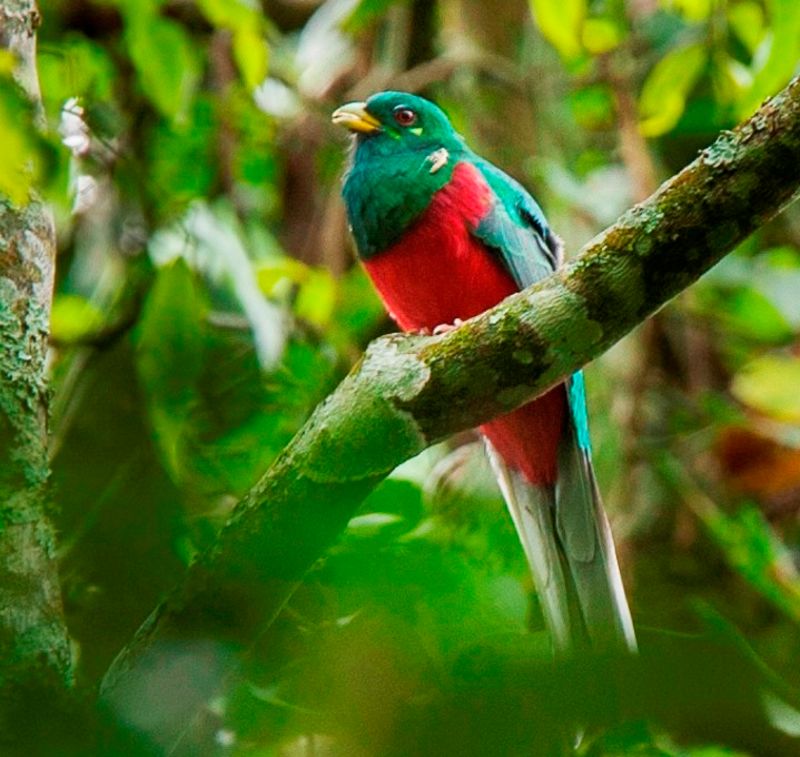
332,91,467,257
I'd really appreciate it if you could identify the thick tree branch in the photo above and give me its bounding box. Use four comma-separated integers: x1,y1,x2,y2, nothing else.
101,76,800,749
0,0,73,741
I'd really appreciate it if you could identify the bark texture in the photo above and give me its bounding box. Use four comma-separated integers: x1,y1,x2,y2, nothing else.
0,0,73,739
101,75,800,750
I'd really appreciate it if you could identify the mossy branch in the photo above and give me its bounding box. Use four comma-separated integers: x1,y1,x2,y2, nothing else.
101,76,800,749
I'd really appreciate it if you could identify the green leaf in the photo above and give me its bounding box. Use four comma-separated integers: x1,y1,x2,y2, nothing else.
181,334,336,498
124,12,200,121
696,285,793,344
148,97,217,218
727,0,766,54
737,0,800,118
135,260,206,476
342,0,409,34
667,0,713,22
639,42,707,136
0,79,43,205
136,255,336,499
196,0,259,28
50,341,188,679
327,266,387,350
233,27,268,90
581,18,623,55
295,268,336,329
731,354,800,422
50,294,105,344
699,504,800,621
196,0,268,89
569,84,615,130
529,0,586,60
256,257,311,294
37,37,116,119
701,247,800,334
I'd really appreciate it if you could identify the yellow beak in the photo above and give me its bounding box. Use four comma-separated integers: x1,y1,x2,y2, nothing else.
331,102,382,134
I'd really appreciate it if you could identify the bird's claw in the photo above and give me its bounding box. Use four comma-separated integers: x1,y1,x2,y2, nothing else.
432,318,464,335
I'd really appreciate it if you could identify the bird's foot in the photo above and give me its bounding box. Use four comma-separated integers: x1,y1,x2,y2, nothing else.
432,318,464,335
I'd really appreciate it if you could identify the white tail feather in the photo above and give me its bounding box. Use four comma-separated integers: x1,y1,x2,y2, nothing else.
485,438,637,656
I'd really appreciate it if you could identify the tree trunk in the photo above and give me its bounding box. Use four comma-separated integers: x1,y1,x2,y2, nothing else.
0,0,73,743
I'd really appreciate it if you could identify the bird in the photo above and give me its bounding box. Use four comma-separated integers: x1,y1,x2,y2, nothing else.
332,90,636,657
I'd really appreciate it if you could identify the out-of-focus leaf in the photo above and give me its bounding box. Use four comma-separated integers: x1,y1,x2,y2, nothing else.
717,56,755,105
699,501,800,622
639,43,707,136
0,49,14,75
152,202,288,369
731,355,800,423
347,512,406,539
296,268,337,329
0,79,43,204
254,78,301,120
148,98,217,217
737,0,800,118
424,443,524,574
196,0,260,28
135,260,206,475
701,247,800,335
758,247,800,329
359,477,426,524
529,0,586,60
257,257,312,295
136,256,336,502
124,12,200,121
695,285,793,344
38,37,116,119
50,294,104,343
327,265,387,350
727,0,766,54
181,332,337,501
666,0,713,22
197,0,268,89
232,27,269,90
581,18,623,55
342,0,407,33
51,341,187,682
569,84,615,130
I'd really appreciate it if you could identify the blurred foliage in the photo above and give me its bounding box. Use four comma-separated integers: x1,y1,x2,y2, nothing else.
2,0,799,752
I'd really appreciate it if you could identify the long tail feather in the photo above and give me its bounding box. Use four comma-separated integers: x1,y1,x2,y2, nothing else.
485,427,636,657
555,423,637,653
486,442,574,655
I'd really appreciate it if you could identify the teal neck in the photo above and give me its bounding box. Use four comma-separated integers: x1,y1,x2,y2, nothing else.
342,136,465,258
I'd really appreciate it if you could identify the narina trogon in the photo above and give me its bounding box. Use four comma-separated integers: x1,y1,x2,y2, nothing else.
332,91,636,656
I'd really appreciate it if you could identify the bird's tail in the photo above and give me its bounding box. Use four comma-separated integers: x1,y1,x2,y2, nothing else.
485,378,636,657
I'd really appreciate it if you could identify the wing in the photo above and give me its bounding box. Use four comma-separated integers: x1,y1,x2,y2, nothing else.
469,155,562,289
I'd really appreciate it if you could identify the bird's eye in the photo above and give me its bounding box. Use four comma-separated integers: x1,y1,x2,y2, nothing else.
393,107,418,127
